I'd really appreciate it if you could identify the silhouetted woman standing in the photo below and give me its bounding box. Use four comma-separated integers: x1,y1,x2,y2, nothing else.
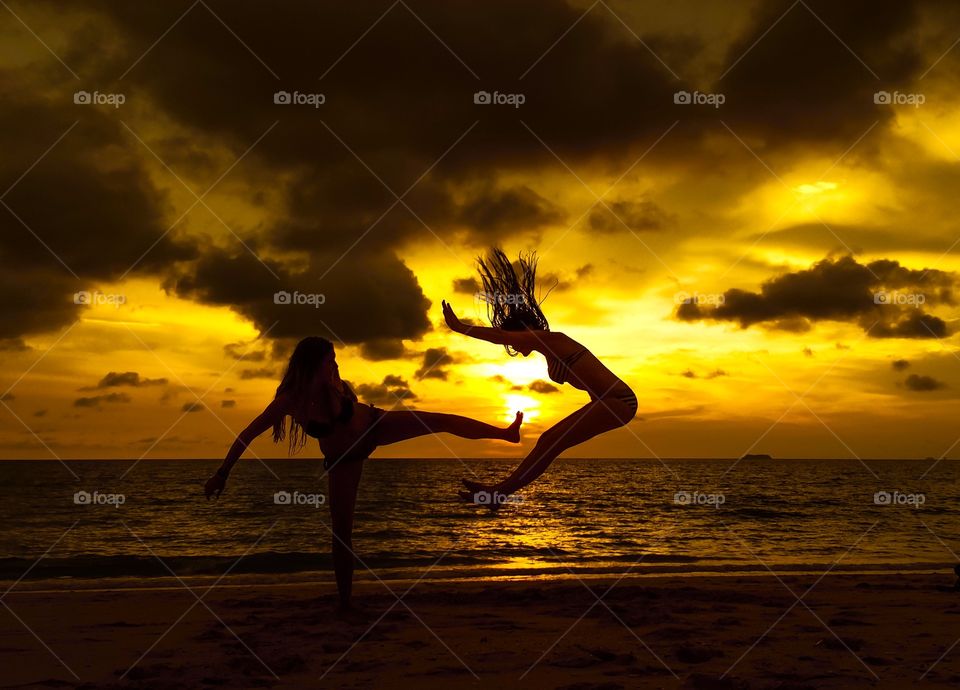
204,336,522,611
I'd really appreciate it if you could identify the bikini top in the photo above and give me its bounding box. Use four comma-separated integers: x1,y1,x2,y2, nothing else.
304,397,354,439
547,348,587,385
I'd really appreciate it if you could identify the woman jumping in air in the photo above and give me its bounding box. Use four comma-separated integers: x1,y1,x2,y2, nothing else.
444,248,637,504
204,336,522,611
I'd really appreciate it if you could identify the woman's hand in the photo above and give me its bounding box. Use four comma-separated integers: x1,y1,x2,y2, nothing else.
442,300,466,334
204,471,226,500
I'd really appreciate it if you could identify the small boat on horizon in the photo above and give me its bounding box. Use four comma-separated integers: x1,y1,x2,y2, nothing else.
740,453,773,460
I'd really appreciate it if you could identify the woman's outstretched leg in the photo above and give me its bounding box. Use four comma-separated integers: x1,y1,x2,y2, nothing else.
462,399,632,499
373,409,522,447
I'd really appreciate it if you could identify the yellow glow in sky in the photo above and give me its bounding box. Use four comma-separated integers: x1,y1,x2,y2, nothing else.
794,181,838,196
504,394,540,423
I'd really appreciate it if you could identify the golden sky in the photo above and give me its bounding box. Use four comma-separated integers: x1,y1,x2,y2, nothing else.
3,0,960,461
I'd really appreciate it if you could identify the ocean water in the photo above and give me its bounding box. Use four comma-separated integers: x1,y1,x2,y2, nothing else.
0,458,957,584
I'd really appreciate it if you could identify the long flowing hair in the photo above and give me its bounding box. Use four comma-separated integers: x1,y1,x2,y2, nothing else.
272,336,334,454
477,247,551,355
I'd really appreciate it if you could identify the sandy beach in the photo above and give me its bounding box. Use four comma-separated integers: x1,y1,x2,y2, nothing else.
2,571,959,689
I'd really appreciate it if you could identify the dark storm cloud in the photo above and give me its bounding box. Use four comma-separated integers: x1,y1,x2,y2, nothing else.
182,401,205,412
588,198,675,234
871,312,949,339
677,255,954,338
681,369,728,379
33,0,717,258
719,0,923,152
759,223,952,255
165,249,432,344
70,0,692,174
904,373,945,391
452,276,481,294
239,367,278,380
6,0,943,347
538,263,594,293
0,267,79,341
359,339,412,362
383,375,408,387
892,359,910,371
221,399,236,408
0,93,189,273
414,347,460,380
223,342,268,362
73,392,132,408
575,264,594,279
0,338,30,352
528,379,560,394
354,375,418,406
0,76,194,339
453,184,565,240
81,371,168,390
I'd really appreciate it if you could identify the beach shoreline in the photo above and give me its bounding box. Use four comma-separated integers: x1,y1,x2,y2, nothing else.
2,571,959,688
2,562,956,594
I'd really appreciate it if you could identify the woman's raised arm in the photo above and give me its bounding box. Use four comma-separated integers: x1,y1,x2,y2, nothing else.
442,300,542,350
204,396,288,499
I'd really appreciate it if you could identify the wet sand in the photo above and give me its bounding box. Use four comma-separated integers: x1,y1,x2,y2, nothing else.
1,571,959,689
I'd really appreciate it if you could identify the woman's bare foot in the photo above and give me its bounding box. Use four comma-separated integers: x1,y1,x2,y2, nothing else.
458,489,505,511
461,478,495,493
503,411,523,443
